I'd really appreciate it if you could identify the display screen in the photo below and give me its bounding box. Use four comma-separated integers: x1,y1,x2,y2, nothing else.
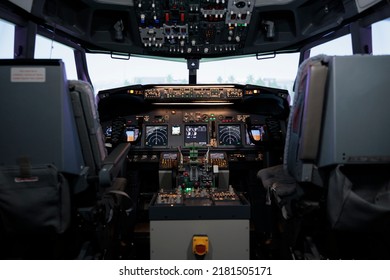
162,153,178,160
218,124,242,146
184,125,207,146
246,125,266,144
145,125,168,146
172,125,181,135
104,126,112,138
210,152,225,159
126,127,140,142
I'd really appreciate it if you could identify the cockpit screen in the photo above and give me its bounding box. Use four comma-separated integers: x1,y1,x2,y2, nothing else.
184,125,207,146
246,125,266,144
126,127,140,142
145,125,168,147
172,125,181,135
218,124,242,146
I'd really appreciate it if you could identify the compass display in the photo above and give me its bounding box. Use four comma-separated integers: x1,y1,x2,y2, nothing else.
145,125,168,147
218,124,242,146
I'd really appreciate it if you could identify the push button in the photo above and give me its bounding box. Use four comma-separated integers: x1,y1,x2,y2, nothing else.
192,236,209,256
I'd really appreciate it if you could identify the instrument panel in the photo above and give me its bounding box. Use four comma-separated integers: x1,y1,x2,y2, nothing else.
98,84,287,194
98,83,289,159
102,108,268,149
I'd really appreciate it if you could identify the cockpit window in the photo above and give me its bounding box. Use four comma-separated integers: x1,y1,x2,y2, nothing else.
310,34,353,56
87,52,299,97
34,35,78,79
86,54,188,93
198,54,299,94
0,19,15,59
372,18,390,55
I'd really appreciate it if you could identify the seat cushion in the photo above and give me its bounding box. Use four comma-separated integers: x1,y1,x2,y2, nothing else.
257,165,297,197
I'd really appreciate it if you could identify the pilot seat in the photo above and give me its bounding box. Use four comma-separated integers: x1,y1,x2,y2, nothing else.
0,59,132,259
257,54,390,259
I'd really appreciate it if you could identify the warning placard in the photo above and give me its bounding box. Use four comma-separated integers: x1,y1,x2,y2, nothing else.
11,67,46,82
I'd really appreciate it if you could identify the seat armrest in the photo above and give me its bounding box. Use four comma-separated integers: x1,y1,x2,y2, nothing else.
105,177,127,192
99,143,131,187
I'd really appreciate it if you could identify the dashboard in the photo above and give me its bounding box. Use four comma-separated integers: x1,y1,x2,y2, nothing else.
102,107,267,149
98,84,289,151
103,107,270,149
97,83,289,191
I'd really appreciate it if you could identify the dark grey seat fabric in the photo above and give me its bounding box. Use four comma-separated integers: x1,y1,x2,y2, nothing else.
69,80,107,176
0,59,84,174
257,55,328,218
258,54,390,232
328,165,390,231
0,59,80,235
0,164,70,234
257,165,298,219
69,80,130,187
68,80,133,259
257,165,296,197
0,60,131,259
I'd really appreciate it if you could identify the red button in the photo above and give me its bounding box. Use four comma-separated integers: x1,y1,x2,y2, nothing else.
195,244,206,255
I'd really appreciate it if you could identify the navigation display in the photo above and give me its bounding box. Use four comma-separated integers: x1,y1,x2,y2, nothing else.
184,125,207,146
145,125,168,147
218,124,242,146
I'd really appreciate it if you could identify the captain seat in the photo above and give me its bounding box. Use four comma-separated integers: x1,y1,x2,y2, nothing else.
0,59,130,259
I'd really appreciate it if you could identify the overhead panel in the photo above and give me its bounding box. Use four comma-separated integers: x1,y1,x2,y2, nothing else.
134,0,254,57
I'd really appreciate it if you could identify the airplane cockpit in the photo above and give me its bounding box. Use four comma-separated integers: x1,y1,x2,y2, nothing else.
0,0,390,261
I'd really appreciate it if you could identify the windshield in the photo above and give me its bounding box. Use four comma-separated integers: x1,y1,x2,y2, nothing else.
86,53,299,96
0,19,14,59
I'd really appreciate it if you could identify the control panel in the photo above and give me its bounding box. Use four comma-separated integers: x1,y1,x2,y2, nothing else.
155,185,241,207
142,85,244,99
98,84,289,170
102,107,270,149
134,0,254,56
98,83,288,195
158,148,229,189
149,183,250,221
